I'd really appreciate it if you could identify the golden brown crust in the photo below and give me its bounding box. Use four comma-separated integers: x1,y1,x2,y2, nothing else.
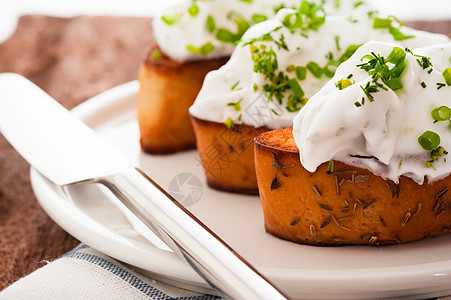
255,127,451,246
191,115,268,194
137,45,228,154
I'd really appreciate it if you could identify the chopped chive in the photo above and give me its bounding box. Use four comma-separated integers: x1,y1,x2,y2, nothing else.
327,160,335,172
421,81,427,88
231,81,240,90
437,83,446,90
227,98,243,111
334,35,341,51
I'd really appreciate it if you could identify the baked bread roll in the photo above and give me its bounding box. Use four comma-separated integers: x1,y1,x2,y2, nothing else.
255,127,451,246
138,46,226,154
255,41,451,246
191,116,267,194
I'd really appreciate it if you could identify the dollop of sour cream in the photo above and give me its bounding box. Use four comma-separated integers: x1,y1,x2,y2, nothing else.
293,41,451,184
189,2,450,129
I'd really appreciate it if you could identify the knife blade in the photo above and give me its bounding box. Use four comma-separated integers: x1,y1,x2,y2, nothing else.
0,73,288,299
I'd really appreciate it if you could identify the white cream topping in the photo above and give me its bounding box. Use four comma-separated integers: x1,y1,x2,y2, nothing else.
153,0,376,62
153,0,290,62
189,4,450,130
293,41,451,184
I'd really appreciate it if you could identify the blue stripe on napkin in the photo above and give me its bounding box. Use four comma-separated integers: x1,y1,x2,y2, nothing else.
64,245,220,300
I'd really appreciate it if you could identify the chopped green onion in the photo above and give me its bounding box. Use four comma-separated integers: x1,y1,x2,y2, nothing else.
161,14,177,25
288,78,305,98
442,67,451,86
200,42,214,54
373,17,392,29
151,49,161,60
188,3,199,17
389,27,414,41
216,28,239,43
253,83,258,92
252,14,267,23
224,117,235,129
354,1,364,8
387,77,403,90
295,66,307,81
335,78,353,90
186,42,215,55
431,106,451,122
306,61,323,78
206,15,216,33
387,47,406,64
418,130,440,151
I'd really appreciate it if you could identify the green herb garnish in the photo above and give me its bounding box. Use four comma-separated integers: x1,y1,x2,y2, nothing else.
252,14,268,23
418,130,440,151
355,47,408,106
335,78,354,90
443,67,451,86
227,98,243,111
206,15,216,33
188,3,199,17
431,106,451,123
282,0,325,31
151,49,161,60
224,117,235,129
186,42,215,54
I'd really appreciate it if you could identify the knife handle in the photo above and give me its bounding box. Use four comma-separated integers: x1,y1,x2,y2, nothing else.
94,167,288,300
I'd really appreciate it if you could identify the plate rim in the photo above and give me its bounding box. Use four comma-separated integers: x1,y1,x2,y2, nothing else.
31,80,451,299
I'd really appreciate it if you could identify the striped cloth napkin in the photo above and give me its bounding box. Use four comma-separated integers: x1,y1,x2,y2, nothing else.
0,244,220,300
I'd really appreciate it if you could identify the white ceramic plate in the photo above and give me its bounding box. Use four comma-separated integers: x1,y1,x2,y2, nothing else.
31,81,451,299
